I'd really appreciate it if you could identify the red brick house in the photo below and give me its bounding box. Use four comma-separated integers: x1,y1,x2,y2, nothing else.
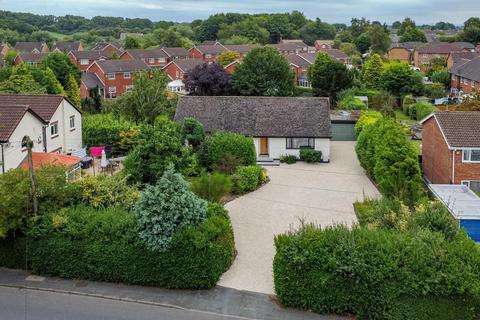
162,59,205,81
120,48,169,68
267,42,308,55
14,41,49,53
447,51,479,70
314,40,334,50
224,60,241,74
14,52,49,65
414,42,475,70
91,42,123,57
223,44,258,59
80,72,105,99
450,56,480,95
52,41,83,53
421,112,480,193
189,44,228,63
68,50,110,71
161,47,190,61
86,60,150,98
284,54,312,87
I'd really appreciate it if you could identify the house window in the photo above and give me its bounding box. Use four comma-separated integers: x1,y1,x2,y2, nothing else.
149,58,155,64
158,57,166,63
50,122,58,138
69,116,75,129
286,138,315,149
108,86,117,94
205,54,212,58
124,72,131,79
125,85,134,92
463,149,480,162
462,181,480,193
107,73,116,80
80,59,89,65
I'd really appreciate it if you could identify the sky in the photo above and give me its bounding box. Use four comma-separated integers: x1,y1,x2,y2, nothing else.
0,0,477,25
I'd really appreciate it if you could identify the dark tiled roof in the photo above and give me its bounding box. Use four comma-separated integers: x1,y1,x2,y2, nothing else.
14,41,45,52
124,48,168,59
0,94,65,122
223,44,259,54
69,50,108,60
81,73,104,89
432,111,480,148
0,105,46,142
280,40,307,45
284,54,311,69
390,42,425,50
52,41,82,52
174,96,331,137
319,49,349,61
92,42,123,51
267,43,307,52
450,56,480,82
166,59,205,72
449,51,480,65
417,43,472,54
193,45,228,55
200,40,219,45
95,59,150,73
17,52,49,63
297,52,317,63
161,47,189,57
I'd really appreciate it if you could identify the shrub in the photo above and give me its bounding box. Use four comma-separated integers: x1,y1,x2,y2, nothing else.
73,174,140,209
135,166,208,252
5,203,234,289
370,90,396,115
233,165,262,194
280,154,298,164
199,132,256,172
299,148,322,163
124,119,199,184
413,201,458,240
181,117,205,150
355,197,412,231
354,110,383,136
402,94,415,115
190,172,232,203
273,224,480,320
337,96,367,110
426,82,446,100
415,101,436,121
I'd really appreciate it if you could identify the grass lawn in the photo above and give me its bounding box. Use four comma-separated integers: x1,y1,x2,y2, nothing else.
395,110,417,126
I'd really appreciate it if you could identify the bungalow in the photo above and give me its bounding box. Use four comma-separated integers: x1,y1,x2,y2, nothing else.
0,94,83,173
450,56,480,94
161,47,190,60
68,50,111,71
14,41,49,53
421,111,480,193
174,96,331,161
51,41,83,53
189,44,228,63
314,40,334,50
14,52,49,65
86,59,150,98
414,42,475,69
120,48,169,68
386,42,425,64
162,58,205,81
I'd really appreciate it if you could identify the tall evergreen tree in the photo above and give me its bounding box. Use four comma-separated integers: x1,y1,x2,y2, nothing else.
362,54,384,89
66,74,81,107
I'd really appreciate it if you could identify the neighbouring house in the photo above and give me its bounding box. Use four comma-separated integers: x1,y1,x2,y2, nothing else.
14,52,50,65
222,44,258,59
161,47,190,60
200,40,221,45
224,60,241,74
91,42,123,57
447,51,480,70
14,41,49,53
189,44,228,63
386,42,425,64
80,72,105,99
414,42,475,69
314,40,334,50
421,111,480,193
120,48,169,68
174,96,331,161
86,59,150,98
51,41,83,53
68,50,111,71
162,58,205,81
450,56,480,95
317,49,349,64
267,42,309,55
0,94,82,173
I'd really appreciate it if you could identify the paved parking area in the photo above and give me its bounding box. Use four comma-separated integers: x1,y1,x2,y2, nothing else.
218,141,379,294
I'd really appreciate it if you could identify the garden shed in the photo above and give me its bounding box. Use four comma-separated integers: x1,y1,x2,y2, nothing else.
429,184,480,242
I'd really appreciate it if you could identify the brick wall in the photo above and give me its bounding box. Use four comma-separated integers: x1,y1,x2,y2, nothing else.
162,63,183,81
422,117,453,183
387,48,411,63
450,76,480,93
453,151,480,184
88,63,135,98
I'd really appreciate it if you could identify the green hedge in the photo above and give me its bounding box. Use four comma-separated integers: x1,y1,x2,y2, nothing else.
299,148,322,163
1,203,235,289
273,225,480,320
233,165,262,194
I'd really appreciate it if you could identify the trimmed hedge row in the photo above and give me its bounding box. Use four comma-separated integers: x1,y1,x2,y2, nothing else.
1,203,235,289
273,224,480,320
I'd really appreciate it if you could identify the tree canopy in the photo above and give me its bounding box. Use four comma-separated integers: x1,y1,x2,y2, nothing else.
185,63,233,96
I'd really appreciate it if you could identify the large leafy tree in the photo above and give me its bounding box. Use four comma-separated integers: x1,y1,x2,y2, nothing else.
308,52,353,104
362,53,384,89
367,24,391,54
397,17,417,36
233,47,295,96
135,165,207,252
379,61,424,97
298,18,336,45
399,26,427,43
41,52,81,89
185,63,233,96
216,51,240,66
0,64,46,94
114,70,176,124
463,17,480,44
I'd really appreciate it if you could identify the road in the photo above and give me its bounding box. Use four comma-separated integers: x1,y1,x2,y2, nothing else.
0,287,243,320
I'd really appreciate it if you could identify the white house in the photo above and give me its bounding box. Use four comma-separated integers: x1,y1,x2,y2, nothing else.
174,96,331,161
0,94,83,173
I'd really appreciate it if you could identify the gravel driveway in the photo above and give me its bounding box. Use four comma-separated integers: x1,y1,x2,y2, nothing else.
218,141,380,294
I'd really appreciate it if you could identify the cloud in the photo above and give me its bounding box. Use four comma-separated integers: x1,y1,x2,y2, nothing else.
0,0,477,24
